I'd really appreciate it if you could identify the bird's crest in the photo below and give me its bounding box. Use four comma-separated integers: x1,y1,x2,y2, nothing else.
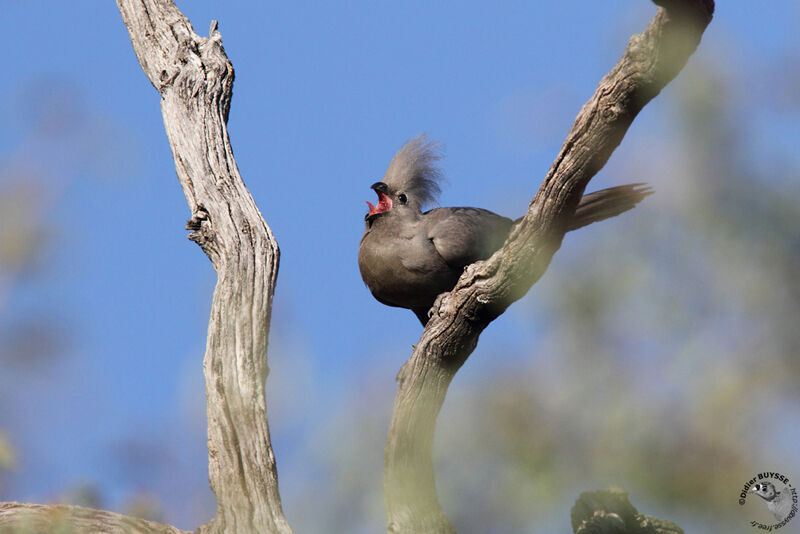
383,134,443,208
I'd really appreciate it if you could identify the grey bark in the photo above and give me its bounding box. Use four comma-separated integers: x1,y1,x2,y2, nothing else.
0,502,188,534
383,1,714,533
2,1,290,533
114,1,290,533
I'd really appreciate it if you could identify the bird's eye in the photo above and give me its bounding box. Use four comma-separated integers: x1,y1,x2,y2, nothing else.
398,193,408,204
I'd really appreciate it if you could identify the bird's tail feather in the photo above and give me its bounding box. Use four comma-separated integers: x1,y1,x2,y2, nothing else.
567,183,653,232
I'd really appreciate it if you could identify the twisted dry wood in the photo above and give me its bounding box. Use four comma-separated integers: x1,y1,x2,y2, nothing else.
383,1,714,533
0,3,290,534
0,502,187,533
115,1,291,533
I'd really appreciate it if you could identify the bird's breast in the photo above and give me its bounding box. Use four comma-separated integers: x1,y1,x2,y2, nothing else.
358,230,459,310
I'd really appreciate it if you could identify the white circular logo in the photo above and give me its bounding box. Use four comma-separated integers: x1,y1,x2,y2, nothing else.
739,472,797,530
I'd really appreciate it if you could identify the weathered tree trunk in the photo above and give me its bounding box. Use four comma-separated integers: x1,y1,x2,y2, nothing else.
1,3,292,533
383,1,714,533
114,1,291,533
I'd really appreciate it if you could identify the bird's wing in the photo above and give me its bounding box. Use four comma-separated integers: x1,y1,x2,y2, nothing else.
424,207,513,270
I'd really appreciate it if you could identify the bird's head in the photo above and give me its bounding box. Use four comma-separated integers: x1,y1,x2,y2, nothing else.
365,134,443,221
749,482,777,501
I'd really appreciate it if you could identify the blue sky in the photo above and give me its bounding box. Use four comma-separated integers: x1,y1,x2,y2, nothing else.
1,1,799,532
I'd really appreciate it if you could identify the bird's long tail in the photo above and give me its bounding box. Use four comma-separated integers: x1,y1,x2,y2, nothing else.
567,183,653,232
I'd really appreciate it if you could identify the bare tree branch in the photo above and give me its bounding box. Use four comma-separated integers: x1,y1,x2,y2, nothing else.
0,502,187,533
384,1,714,533
114,2,291,533
0,2,291,532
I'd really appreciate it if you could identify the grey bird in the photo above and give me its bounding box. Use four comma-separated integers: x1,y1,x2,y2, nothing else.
358,135,652,325
749,482,794,522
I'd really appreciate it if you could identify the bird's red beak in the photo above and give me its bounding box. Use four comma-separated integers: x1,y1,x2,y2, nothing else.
366,191,392,216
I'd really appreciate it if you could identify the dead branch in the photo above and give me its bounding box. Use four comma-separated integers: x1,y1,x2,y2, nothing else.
114,2,290,533
384,2,714,532
0,502,187,533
